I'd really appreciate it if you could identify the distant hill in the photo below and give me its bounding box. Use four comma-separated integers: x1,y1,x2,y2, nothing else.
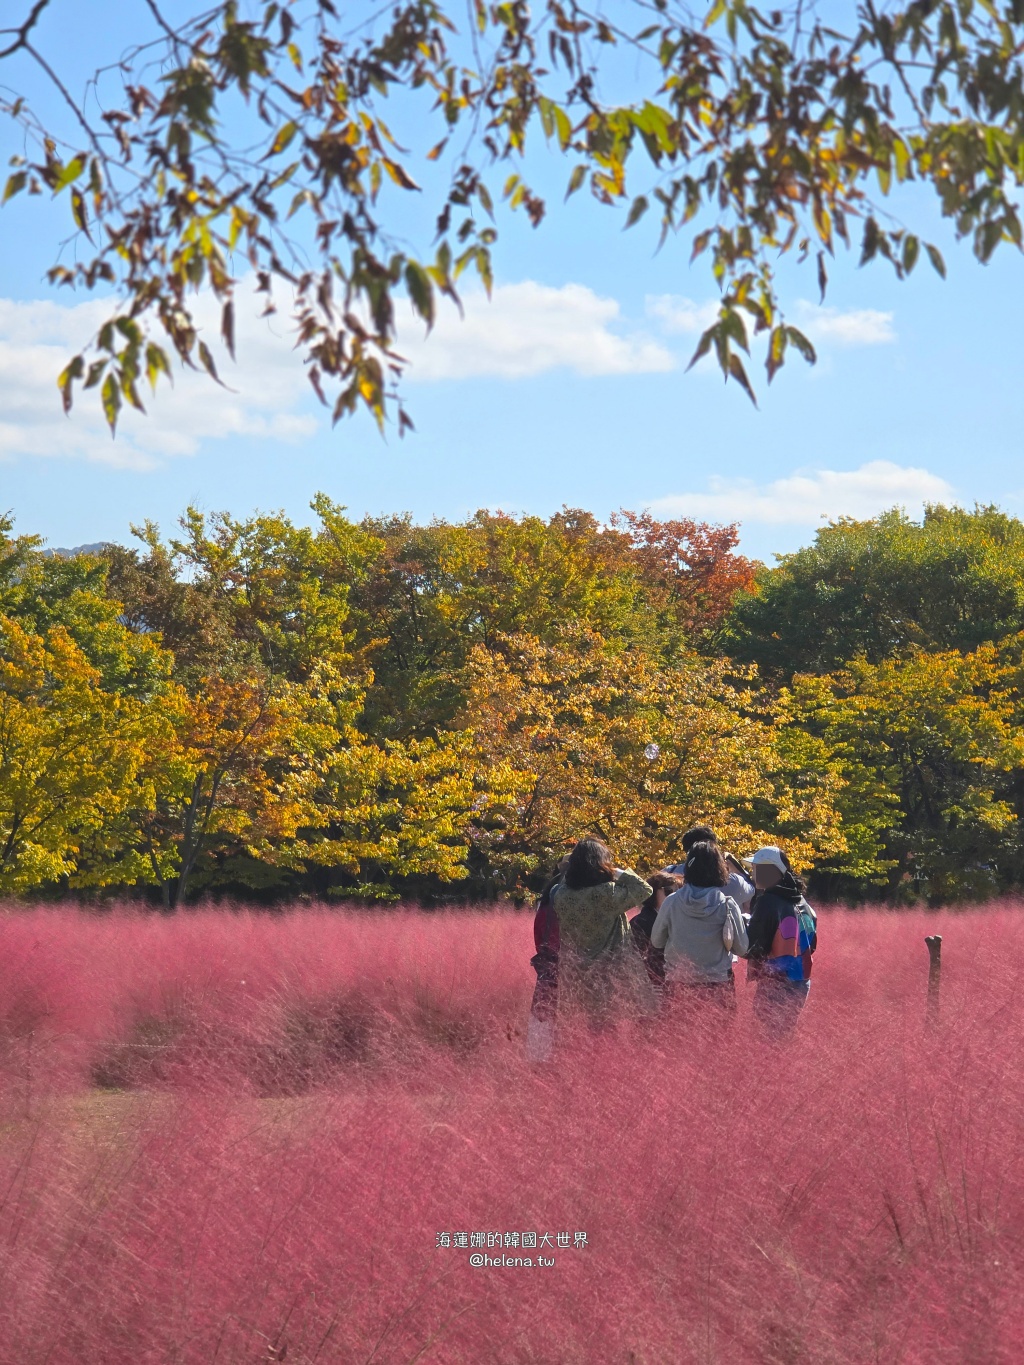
42,542,117,559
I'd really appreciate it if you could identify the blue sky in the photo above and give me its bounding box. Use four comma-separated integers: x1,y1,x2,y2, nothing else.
1,1,1022,562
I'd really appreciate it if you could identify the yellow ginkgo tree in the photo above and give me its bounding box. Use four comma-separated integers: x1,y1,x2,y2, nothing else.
0,616,173,892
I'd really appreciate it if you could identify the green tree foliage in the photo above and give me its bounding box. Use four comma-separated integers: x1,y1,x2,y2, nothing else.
727,506,1024,678
10,499,1024,905
3,1,1024,424
788,648,1024,900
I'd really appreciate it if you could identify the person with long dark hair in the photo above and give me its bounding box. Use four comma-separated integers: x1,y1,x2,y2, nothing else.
630,871,682,988
525,857,567,1062
649,842,748,1012
663,824,755,914
745,845,818,1037
550,838,654,1026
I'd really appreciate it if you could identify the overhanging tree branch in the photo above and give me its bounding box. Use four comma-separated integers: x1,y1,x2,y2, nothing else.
0,0,1022,432
0,0,52,61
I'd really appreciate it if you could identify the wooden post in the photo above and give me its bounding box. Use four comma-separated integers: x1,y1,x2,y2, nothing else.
925,935,942,1027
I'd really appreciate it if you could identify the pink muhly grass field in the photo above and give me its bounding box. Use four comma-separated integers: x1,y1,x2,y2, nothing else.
1,901,1023,1364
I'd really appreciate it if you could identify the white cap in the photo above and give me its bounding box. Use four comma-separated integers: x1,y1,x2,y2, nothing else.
749,845,787,871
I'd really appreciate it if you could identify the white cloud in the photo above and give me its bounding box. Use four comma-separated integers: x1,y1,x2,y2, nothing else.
651,460,955,527
399,281,675,381
644,294,719,335
0,277,676,467
645,294,897,351
795,301,896,347
0,286,317,471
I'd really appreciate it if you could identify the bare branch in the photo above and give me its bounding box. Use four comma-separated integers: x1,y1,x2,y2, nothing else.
24,41,104,159
0,0,52,61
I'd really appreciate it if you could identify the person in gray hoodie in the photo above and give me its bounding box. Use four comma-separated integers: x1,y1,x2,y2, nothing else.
663,824,755,915
650,841,749,1012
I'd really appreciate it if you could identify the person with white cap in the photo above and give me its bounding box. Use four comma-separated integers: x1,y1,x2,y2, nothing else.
745,845,818,1036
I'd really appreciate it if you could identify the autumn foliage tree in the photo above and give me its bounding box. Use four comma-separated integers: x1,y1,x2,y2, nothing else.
463,627,845,894
7,499,1024,904
0,615,171,892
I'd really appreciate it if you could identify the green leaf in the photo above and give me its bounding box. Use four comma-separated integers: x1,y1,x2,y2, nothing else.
268,122,298,158
638,102,675,155
893,137,912,182
145,343,172,392
553,106,573,151
902,234,919,274
405,259,435,328
101,371,122,434
287,189,312,220
52,155,85,192
198,340,225,385
2,171,26,204
925,243,947,279
765,326,787,384
686,324,716,372
977,219,1002,263
474,246,493,296
726,352,758,406
785,326,817,365
84,359,107,389
121,371,146,413
268,161,299,193
57,355,84,415
721,307,749,354
70,187,90,237
565,164,586,200
115,317,142,345
705,0,727,27
624,195,649,229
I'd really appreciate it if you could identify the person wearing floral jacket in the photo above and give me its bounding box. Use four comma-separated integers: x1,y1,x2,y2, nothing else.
551,838,655,1026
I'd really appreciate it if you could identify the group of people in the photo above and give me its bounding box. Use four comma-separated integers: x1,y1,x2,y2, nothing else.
527,825,818,1054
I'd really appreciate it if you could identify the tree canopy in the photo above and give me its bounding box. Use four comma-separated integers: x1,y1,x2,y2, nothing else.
727,504,1024,676
3,0,1024,426
4,499,1024,906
